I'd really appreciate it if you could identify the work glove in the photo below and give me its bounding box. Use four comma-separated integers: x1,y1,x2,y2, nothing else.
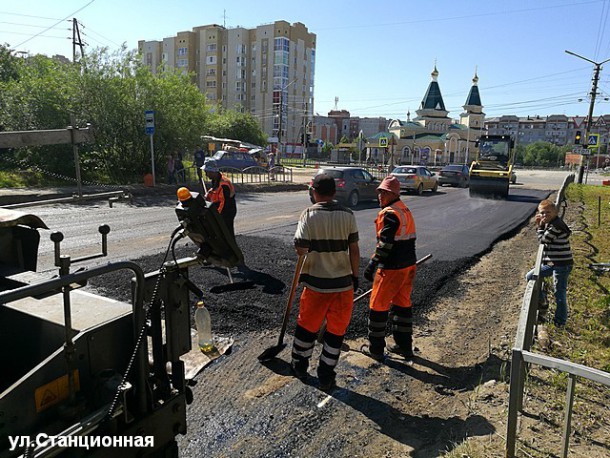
363,259,379,282
351,275,359,291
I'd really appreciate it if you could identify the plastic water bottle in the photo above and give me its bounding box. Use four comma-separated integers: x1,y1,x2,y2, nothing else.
194,300,216,354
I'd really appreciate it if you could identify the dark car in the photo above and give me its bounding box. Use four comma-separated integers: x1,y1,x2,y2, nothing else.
438,164,470,188
309,167,379,207
211,150,259,170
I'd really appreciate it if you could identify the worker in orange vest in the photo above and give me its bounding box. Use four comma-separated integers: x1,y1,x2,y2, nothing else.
361,175,417,362
202,158,237,238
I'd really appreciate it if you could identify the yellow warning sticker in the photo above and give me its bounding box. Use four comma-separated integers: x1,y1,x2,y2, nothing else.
34,370,80,412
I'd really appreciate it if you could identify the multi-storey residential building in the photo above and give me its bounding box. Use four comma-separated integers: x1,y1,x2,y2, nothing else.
138,21,316,149
485,114,610,151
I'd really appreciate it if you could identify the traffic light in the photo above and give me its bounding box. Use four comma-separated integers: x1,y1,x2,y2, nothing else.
575,130,582,144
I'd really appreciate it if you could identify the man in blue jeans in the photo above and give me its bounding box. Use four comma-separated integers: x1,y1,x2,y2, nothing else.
526,199,573,327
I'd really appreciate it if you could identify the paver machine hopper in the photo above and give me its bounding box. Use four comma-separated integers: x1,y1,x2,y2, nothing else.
469,135,516,199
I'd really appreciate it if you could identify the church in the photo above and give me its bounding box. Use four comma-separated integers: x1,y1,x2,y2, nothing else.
379,66,485,166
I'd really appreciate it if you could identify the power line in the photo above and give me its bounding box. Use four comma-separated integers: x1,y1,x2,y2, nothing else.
13,0,96,48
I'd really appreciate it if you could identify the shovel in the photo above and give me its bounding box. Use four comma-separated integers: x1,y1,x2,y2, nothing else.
258,253,307,362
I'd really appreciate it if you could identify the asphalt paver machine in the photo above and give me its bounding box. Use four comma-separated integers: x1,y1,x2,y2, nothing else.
0,188,242,457
469,135,516,199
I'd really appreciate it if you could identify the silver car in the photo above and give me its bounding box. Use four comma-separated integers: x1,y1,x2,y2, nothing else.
309,167,379,207
391,165,438,195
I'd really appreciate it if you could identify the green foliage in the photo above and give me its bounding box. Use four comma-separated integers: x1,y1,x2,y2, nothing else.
0,43,21,83
207,108,267,146
339,135,350,144
521,141,565,167
0,46,268,185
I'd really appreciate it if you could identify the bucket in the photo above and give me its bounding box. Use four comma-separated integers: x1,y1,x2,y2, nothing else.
144,173,154,187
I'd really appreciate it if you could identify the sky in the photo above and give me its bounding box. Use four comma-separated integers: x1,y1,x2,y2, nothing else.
2,0,610,121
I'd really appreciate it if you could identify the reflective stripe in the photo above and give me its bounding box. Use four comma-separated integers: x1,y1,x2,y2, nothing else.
293,336,315,350
323,342,341,356
376,201,416,242
292,347,314,358
392,325,412,333
320,353,338,367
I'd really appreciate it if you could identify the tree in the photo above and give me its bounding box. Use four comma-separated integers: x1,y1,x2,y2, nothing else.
207,108,267,146
0,44,21,83
522,141,564,167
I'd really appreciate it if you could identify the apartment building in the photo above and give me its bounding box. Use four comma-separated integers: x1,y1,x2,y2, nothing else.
485,114,610,150
138,21,316,147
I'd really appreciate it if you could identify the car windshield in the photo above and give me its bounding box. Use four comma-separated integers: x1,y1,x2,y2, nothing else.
393,167,417,174
443,165,464,171
319,169,344,179
212,151,225,160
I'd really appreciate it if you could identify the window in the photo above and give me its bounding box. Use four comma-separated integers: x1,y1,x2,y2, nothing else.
206,56,217,65
178,47,188,56
206,81,216,88
207,44,217,52
177,59,188,67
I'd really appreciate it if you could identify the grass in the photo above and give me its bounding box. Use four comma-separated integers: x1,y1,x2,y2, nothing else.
554,184,610,368
443,183,610,458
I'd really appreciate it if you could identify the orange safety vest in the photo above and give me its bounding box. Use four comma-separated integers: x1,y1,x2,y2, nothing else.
375,200,416,241
207,175,235,214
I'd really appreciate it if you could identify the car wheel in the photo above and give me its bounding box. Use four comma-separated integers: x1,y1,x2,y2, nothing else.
416,184,423,196
348,191,359,207
431,182,438,193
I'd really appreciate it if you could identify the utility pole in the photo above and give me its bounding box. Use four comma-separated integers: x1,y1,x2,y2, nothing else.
565,50,610,184
302,102,308,167
72,19,86,65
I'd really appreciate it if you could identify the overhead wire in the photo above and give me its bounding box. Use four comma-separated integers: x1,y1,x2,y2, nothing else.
13,0,96,48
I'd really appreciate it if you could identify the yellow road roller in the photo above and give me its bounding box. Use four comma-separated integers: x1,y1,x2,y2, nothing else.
469,135,515,199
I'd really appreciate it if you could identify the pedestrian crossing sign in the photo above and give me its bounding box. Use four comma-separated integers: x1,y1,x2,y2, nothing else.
379,136,388,148
587,134,599,147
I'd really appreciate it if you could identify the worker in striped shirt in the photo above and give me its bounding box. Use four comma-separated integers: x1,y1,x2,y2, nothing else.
291,173,360,391
526,199,573,327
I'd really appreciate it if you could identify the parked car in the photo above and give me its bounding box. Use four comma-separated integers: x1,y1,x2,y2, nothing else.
390,165,438,195
438,164,470,188
211,150,259,170
309,167,379,207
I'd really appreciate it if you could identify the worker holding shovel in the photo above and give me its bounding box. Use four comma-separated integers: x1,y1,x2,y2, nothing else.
361,175,417,362
290,174,360,391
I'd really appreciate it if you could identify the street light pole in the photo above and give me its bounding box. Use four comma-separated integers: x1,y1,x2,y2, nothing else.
565,50,610,183
277,78,298,164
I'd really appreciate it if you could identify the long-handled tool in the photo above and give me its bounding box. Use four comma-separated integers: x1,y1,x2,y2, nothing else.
316,253,433,344
258,253,307,361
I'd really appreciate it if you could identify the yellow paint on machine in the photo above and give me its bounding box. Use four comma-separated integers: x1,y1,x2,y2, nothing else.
34,370,80,412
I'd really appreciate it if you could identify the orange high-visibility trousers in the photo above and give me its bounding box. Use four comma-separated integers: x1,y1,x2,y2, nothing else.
297,287,354,335
369,265,417,312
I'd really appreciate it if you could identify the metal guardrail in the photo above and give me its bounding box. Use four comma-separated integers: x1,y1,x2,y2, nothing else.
180,165,294,186
505,173,610,457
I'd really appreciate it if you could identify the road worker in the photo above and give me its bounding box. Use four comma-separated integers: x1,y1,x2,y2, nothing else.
202,158,237,238
291,173,360,391
361,175,417,361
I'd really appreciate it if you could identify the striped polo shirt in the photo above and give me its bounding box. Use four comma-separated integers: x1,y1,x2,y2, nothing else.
294,201,359,292
538,217,573,266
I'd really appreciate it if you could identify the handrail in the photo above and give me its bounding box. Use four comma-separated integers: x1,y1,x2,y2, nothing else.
504,172,610,458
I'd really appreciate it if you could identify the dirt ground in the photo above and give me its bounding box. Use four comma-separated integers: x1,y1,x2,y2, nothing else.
88,196,609,457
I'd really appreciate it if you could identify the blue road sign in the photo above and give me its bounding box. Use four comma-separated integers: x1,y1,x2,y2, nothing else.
145,110,155,135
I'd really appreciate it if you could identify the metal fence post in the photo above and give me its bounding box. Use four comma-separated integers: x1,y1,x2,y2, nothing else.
506,347,523,458
561,374,577,458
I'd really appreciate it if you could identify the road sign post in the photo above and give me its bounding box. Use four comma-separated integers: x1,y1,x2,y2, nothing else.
145,110,156,186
